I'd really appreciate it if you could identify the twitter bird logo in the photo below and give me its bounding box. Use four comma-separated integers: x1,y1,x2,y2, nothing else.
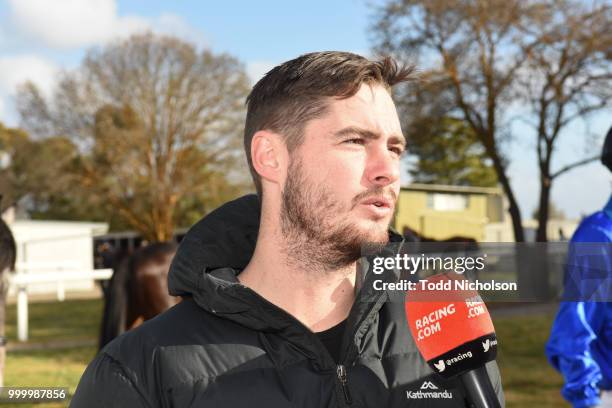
433,359,445,372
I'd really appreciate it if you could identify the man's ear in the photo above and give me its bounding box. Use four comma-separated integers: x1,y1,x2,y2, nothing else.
251,130,287,187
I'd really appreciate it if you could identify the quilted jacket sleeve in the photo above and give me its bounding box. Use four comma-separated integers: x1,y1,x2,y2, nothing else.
70,352,153,408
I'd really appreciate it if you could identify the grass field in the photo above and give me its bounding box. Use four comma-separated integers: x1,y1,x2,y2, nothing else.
5,298,103,343
495,313,567,407
3,299,101,408
2,299,568,407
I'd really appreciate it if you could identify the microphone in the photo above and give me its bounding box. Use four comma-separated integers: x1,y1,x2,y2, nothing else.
405,273,501,408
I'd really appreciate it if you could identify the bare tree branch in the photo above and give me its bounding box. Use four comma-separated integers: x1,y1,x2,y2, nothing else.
15,33,251,241
551,155,600,179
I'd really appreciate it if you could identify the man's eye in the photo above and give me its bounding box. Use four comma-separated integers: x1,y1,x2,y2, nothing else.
389,146,404,156
345,138,365,145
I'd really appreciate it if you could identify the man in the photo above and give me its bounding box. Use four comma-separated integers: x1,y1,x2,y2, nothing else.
546,126,612,408
71,52,504,407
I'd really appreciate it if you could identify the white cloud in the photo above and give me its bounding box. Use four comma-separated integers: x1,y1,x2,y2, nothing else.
8,0,118,48
0,55,59,97
1,1,207,125
6,0,205,50
0,55,59,125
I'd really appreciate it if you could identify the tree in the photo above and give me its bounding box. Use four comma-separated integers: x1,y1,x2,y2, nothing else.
0,124,29,211
517,1,611,241
0,123,101,221
532,201,565,220
373,0,611,241
405,114,498,187
16,33,252,241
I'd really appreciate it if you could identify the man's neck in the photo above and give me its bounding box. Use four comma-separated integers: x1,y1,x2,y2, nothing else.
238,217,356,333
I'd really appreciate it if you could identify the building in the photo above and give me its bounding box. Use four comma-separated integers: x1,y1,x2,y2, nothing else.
393,183,578,242
2,206,109,295
394,183,505,241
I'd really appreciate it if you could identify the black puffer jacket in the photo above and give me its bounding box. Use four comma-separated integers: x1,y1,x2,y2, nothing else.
71,194,504,407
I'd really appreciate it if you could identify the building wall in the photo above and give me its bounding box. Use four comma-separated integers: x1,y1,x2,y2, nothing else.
395,190,492,240
392,184,580,242
8,220,108,295
486,195,505,223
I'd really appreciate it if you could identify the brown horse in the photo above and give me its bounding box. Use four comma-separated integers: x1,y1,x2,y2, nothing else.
0,196,16,274
0,219,15,274
98,242,180,350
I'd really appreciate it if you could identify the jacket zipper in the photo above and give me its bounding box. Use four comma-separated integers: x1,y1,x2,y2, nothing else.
333,278,391,407
336,364,352,405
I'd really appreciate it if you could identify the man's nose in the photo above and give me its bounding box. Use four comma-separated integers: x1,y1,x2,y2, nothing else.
365,145,400,187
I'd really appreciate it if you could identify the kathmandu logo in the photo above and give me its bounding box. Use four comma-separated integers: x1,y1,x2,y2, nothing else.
406,381,453,399
433,360,446,373
420,381,438,390
482,339,498,352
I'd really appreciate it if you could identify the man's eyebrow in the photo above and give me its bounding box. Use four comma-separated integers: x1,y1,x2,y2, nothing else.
333,126,406,149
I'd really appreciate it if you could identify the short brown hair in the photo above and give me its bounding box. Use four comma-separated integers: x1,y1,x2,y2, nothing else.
244,51,416,197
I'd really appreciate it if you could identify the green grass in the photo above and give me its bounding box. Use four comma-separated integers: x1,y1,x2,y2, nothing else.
494,313,569,407
5,299,103,343
3,299,103,407
1,299,571,407
3,346,97,408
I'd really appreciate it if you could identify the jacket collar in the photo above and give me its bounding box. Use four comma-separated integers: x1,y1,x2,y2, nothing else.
168,194,404,360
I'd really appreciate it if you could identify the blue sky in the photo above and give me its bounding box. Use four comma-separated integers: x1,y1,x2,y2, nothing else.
115,0,373,61
0,0,610,220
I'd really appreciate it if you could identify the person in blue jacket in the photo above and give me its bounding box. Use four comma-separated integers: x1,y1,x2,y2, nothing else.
546,126,612,408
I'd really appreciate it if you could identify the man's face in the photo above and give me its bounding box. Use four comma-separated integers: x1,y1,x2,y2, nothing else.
280,83,404,269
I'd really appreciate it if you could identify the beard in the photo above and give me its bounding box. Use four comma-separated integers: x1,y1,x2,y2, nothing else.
279,156,391,273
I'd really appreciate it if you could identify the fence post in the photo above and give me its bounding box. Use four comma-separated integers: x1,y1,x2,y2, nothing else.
11,268,113,342
17,286,28,342
57,280,65,302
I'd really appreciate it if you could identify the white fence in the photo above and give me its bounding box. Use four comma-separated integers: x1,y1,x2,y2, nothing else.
8,266,113,342
0,219,111,342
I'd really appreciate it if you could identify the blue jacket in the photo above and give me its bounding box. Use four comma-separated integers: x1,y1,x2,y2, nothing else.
546,196,612,408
